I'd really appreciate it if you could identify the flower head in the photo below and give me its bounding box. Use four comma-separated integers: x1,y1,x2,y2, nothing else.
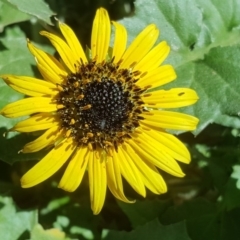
0,8,199,214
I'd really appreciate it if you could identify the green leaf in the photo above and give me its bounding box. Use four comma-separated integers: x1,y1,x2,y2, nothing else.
177,46,240,134
0,0,55,25
0,1,31,31
220,178,240,210
160,199,220,240
0,196,37,240
0,26,35,76
220,207,240,240
231,165,240,189
105,219,191,240
202,128,239,191
40,198,103,240
30,224,69,240
0,26,50,164
120,0,240,134
118,199,170,228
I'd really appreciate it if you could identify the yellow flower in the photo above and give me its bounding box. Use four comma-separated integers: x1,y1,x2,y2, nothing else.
0,8,199,214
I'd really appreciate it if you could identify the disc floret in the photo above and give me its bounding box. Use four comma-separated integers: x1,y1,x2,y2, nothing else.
57,60,147,153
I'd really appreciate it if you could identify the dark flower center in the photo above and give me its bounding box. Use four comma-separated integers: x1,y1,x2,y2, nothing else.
57,60,147,152
80,79,134,132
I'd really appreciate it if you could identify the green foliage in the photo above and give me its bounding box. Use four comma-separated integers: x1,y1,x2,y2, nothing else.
0,26,53,164
117,199,170,228
0,0,240,239
0,0,54,25
0,1,30,31
120,0,240,135
0,196,72,240
0,196,37,240
231,165,240,189
105,219,191,240
30,224,70,240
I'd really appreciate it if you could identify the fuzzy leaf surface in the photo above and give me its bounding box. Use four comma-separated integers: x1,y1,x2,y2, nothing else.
120,0,240,134
0,1,30,31
0,0,54,25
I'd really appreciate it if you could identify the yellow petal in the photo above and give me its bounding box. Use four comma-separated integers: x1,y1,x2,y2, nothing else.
1,75,58,97
21,139,76,188
144,129,191,163
91,8,111,63
142,88,199,108
134,41,170,73
137,65,177,89
40,31,79,73
1,97,57,118
11,113,58,132
128,137,185,177
59,146,89,192
112,22,127,63
141,110,199,131
37,63,65,85
88,150,107,215
106,150,134,203
27,40,67,84
22,126,60,153
123,143,167,194
118,145,146,197
59,21,87,64
120,24,159,69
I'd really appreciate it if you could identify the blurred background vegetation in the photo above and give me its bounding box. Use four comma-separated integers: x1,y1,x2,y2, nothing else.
1,0,240,239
